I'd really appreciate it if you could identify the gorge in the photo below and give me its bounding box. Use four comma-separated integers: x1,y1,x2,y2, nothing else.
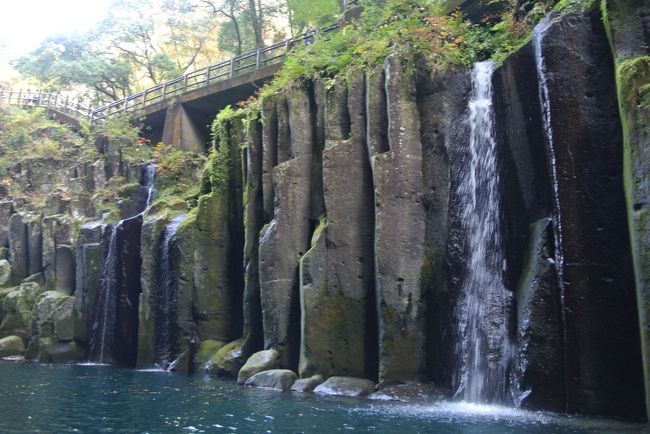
0,0,649,430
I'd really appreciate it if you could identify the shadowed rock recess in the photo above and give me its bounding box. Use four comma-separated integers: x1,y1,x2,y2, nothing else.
0,1,649,423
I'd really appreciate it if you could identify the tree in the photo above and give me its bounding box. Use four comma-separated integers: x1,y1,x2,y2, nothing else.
284,0,339,35
13,35,133,102
199,0,245,55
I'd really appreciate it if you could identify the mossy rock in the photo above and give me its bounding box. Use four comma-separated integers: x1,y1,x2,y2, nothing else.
0,282,46,341
195,339,227,370
205,339,246,377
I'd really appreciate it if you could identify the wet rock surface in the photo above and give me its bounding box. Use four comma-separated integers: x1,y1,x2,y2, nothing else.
314,376,376,397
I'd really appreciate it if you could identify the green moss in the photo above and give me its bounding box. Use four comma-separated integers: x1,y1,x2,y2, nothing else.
619,57,650,110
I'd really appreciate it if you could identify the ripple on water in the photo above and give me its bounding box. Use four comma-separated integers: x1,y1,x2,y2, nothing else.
0,362,648,434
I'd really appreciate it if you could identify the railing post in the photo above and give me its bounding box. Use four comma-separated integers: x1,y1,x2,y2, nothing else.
255,48,261,69
17,89,22,105
285,39,290,53
183,74,188,91
229,58,235,78
162,82,167,101
142,90,147,108
206,67,211,85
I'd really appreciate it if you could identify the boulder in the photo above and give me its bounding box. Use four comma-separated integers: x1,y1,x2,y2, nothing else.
314,376,376,398
0,335,24,357
26,291,75,360
205,339,246,377
245,369,297,391
291,375,324,393
238,349,280,384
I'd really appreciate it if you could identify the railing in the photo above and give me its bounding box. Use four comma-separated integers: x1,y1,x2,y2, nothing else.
0,0,358,123
89,23,339,122
0,88,94,121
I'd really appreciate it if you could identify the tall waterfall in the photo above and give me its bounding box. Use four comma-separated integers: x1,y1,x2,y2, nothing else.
89,164,156,364
452,61,514,404
153,214,186,371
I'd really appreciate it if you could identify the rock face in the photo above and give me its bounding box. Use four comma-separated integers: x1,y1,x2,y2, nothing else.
314,376,376,397
245,369,297,391
299,75,376,380
512,218,564,411
605,0,650,417
259,86,314,369
372,56,427,386
534,11,645,419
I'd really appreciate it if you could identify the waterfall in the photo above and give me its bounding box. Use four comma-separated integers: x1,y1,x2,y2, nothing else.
89,163,156,364
153,214,186,371
452,61,514,404
533,18,569,407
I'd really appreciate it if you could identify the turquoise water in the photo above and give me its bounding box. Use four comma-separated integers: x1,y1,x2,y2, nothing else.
0,361,647,433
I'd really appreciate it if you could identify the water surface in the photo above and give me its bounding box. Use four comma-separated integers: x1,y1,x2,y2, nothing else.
0,361,646,433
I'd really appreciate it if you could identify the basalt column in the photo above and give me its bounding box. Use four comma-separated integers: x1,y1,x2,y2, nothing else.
259,85,315,369
534,11,645,418
605,0,650,418
299,73,377,380
371,55,427,385
241,113,265,357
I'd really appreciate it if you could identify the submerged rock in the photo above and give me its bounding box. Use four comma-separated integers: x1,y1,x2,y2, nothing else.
314,376,376,397
238,349,280,385
0,335,24,357
290,375,324,393
245,369,297,391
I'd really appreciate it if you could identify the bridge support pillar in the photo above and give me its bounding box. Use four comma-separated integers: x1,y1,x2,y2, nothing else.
161,103,207,153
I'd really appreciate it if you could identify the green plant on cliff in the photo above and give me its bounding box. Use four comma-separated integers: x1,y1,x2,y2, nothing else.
203,105,240,194
148,142,206,213
260,0,562,97
0,106,85,187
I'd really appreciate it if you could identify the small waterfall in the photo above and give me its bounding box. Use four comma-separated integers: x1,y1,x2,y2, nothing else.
153,214,186,371
533,19,569,407
89,163,156,364
452,61,514,404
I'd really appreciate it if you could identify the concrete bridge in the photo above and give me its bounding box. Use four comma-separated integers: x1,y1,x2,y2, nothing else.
0,20,343,153
0,0,482,153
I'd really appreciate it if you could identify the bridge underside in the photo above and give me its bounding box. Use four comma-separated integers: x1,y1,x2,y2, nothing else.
142,64,281,153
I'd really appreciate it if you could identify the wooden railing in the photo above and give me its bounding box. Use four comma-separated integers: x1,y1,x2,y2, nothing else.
0,19,345,124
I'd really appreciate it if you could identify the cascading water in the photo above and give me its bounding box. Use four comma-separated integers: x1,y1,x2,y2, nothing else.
452,61,514,404
89,164,156,364
533,18,569,407
153,214,186,371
